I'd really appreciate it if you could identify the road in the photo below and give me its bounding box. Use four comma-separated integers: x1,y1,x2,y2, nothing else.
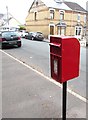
3,38,87,98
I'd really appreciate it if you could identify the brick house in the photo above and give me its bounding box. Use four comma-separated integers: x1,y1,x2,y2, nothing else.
25,0,86,39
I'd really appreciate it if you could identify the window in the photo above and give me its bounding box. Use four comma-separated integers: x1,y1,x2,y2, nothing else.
36,0,38,6
60,11,64,21
77,14,80,22
50,9,54,19
75,26,82,36
34,12,37,20
84,15,86,23
58,27,66,35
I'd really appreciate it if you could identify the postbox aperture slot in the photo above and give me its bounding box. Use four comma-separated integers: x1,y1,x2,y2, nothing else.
50,45,61,56
49,43,61,47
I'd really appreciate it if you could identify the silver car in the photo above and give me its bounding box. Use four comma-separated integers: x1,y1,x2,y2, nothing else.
25,32,44,41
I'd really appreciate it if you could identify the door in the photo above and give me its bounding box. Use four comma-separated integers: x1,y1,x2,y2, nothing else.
50,26,54,35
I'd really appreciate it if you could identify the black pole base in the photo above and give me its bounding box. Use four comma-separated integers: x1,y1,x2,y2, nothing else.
62,81,67,120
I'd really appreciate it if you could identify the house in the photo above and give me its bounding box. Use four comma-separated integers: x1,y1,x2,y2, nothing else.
25,0,86,39
0,13,22,31
0,14,6,26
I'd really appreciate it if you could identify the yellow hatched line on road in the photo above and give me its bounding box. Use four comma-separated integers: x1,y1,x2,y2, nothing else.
1,49,87,103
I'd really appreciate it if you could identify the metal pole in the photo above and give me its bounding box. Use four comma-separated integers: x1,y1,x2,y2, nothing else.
6,6,9,25
62,81,67,120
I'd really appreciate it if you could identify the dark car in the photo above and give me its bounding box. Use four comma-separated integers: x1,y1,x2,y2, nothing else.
0,31,21,48
25,32,44,41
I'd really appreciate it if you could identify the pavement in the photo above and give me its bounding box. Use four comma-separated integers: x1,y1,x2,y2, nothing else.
0,51,2,120
1,50,87,119
43,38,50,43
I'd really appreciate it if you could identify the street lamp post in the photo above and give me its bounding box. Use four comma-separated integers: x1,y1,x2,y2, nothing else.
6,6,9,25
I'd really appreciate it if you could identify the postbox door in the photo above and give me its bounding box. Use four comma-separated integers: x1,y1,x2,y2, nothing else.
51,55,62,83
61,38,80,82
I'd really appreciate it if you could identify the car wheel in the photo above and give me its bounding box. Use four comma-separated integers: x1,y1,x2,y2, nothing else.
25,36,27,39
17,42,21,47
31,36,34,40
0,44,2,49
18,44,21,47
1,43,5,49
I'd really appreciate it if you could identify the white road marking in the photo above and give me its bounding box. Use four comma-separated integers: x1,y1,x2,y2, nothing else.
1,49,87,103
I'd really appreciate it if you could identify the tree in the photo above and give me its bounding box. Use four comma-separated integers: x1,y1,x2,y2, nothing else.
19,26,26,30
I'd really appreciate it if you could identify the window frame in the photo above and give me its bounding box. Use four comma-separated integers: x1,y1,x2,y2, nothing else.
84,15,86,23
49,8,55,20
75,26,82,36
34,11,37,20
77,14,80,22
58,26,66,35
59,10,65,21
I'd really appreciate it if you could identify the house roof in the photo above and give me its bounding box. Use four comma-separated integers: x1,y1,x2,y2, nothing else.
29,0,86,12
41,0,71,10
64,2,86,12
0,14,4,19
0,13,22,27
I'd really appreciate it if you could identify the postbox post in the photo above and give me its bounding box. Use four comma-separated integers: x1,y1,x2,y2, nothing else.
62,81,67,120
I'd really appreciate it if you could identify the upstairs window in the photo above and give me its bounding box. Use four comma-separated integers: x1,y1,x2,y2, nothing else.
60,10,64,21
34,12,37,20
77,14,80,22
36,0,38,6
50,9,55,19
84,15,86,23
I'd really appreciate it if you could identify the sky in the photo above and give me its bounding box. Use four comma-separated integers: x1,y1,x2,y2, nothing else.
0,0,87,24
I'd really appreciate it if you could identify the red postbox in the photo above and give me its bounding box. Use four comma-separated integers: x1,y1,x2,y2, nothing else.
50,36,80,83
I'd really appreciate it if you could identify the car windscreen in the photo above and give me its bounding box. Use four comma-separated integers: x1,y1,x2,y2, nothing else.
2,32,19,37
37,32,43,35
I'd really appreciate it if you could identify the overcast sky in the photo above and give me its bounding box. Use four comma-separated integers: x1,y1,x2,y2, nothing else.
0,0,87,24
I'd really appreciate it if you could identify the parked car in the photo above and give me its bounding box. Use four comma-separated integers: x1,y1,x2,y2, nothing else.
18,30,28,38
85,31,88,46
25,32,44,41
0,31,21,48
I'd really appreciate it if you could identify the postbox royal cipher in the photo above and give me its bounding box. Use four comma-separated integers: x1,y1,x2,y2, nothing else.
50,36,80,83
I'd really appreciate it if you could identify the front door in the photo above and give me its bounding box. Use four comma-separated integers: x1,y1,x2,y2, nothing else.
50,26,54,35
